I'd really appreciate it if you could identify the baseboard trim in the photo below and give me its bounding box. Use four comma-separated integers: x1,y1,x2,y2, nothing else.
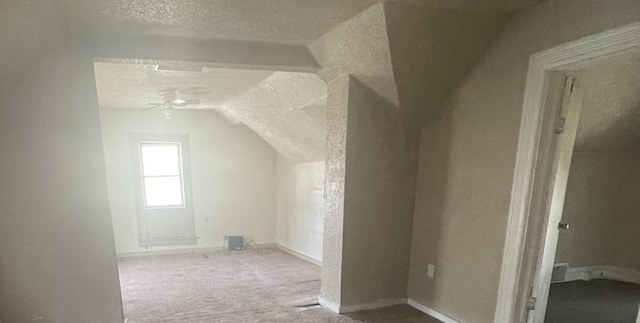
407,299,459,323
339,298,407,313
275,244,322,266
318,296,407,314
116,243,276,258
318,296,340,313
562,266,640,284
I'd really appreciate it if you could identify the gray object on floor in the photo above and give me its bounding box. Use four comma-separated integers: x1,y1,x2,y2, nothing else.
118,248,440,322
228,236,245,251
545,280,640,323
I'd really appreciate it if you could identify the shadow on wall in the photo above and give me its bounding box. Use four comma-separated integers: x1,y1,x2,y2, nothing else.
408,95,455,307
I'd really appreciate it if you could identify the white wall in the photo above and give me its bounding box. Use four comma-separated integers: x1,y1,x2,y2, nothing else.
0,43,124,323
99,108,277,254
275,155,325,262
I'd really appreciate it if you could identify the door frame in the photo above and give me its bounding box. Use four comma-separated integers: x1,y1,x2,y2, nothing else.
494,21,640,323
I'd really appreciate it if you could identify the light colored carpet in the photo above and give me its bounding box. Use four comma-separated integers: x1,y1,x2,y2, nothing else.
118,247,440,323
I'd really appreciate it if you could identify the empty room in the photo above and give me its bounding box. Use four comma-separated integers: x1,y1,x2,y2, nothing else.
94,61,328,321
1,1,640,323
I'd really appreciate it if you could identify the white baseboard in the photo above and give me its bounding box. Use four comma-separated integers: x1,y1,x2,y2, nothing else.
116,243,276,258
275,244,322,266
318,296,341,313
407,299,460,323
339,298,407,313
318,296,407,314
563,266,640,284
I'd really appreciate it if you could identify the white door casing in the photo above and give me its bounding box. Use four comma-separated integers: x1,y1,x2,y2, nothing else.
495,21,640,323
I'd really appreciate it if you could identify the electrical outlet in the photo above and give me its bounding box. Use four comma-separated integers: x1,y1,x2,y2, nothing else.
427,264,435,278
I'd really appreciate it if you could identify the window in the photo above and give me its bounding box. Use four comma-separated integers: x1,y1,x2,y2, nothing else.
138,142,185,208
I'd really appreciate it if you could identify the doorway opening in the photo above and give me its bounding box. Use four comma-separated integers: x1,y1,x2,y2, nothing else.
92,59,328,322
496,22,640,323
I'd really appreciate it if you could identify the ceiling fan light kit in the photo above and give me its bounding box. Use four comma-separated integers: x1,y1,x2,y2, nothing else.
162,108,177,120
142,88,209,120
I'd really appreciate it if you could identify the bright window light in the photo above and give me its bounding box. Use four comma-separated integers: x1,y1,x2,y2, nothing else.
139,142,184,208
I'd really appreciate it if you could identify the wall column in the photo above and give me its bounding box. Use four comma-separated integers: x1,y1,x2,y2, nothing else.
320,74,419,311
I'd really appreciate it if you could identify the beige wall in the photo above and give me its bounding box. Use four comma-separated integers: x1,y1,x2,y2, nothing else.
0,43,124,323
555,151,640,269
407,1,640,322
99,108,277,254
275,155,325,261
322,75,418,307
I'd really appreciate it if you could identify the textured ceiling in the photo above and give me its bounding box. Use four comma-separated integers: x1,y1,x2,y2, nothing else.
574,52,640,152
51,0,540,45
94,63,274,109
94,62,328,161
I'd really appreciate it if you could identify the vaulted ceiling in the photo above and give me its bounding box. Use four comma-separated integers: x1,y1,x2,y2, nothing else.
2,0,545,162
49,0,539,45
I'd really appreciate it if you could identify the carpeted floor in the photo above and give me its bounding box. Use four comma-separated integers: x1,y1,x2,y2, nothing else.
545,280,640,323
118,247,440,323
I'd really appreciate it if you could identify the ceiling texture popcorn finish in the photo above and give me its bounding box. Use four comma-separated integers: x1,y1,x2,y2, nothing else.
1,0,544,163
51,0,540,44
574,52,640,152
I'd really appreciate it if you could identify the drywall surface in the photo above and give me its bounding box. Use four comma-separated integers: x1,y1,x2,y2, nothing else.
222,72,328,163
275,155,325,262
407,1,640,322
341,77,417,306
383,3,508,123
99,108,277,254
0,43,123,322
555,151,640,269
309,3,399,107
321,75,418,307
321,75,350,305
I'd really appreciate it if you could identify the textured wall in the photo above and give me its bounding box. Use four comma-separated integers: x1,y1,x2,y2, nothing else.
341,77,418,306
321,74,419,307
555,151,640,269
315,2,507,309
275,156,326,262
222,72,327,163
321,75,350,304
99,109,277,254
0,42,124,323
384,3,508,122
408,1,640,322
309,3,399,107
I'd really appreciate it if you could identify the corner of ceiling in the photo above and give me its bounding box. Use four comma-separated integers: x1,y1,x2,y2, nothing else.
382,2,512,126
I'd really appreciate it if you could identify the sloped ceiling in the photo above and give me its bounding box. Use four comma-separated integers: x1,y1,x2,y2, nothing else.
93,62,328,162
2,0,542,163
50,0,539,45
94,63,275,109
574,52,640,152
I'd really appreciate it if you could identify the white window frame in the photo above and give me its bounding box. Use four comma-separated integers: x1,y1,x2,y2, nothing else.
129,133,197,247
138,141,186,209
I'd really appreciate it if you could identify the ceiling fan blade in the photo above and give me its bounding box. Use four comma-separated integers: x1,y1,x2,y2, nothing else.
183,99,201,105
142,103,164,111
160,87,178,93
180,87,211,95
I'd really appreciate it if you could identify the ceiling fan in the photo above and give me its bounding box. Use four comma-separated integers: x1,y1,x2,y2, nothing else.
143,87,209,119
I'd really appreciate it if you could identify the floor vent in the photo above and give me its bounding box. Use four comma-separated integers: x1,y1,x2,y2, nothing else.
295,303,322,311
551,263,569,283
